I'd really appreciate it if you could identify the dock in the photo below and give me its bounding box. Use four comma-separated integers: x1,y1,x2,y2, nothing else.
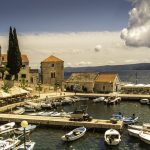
0,114,123,130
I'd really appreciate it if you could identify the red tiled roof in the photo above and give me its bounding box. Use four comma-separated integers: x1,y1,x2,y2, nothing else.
95,73,118,83
42,55,63,63
1,54,29,63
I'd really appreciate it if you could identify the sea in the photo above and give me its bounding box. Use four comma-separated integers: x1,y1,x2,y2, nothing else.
30,100,150,150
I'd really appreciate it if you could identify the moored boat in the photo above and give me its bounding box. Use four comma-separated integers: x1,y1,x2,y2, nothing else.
12,107,25,115
93,97,105,103
128,128,141,138
111,113,124,121
15,141,35,150
139,131,150,144
128,125,143,130
0,122,15,132
61,127,86,141
123,114,138,125
140,99,149,104
104,129,121,145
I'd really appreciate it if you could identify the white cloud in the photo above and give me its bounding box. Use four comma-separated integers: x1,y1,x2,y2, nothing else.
75,61,92,66
121,0,150,47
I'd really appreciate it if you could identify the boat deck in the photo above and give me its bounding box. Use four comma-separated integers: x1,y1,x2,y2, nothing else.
0,114,123,130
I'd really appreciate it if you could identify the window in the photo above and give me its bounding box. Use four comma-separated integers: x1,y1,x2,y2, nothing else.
51,72,55,78
51,64,54,67
21,74,26,78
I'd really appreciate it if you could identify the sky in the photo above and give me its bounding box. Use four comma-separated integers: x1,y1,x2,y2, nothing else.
0,0,150,68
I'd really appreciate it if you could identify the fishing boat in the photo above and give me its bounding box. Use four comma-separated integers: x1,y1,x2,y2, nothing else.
15,141,35,150
128,129,141,138
0,122,15,132
0,137,20,150
139,131,150,144
14,124,37,135
104,129,121,145
128,125,143,130
93,97,105,103
61,127,86,141
104,97,121,105
140,99,149,104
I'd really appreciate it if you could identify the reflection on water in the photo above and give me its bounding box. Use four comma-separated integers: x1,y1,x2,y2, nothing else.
30,100,150,150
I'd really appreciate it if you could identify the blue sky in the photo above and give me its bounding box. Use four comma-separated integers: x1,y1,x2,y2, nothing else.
0,0,131,33
0,0,150,68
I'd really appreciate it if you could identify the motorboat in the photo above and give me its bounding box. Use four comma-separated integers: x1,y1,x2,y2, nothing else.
111,113,124,121
93,97,105,103
139,131,150,144
140,99,149,104
128,128,141,138
0,122,15,132
123,115,138,125
14,124,37,135
61,127,86,141
104,97,121,105
15,141,35,150
0,137,20,150
104,129,121,145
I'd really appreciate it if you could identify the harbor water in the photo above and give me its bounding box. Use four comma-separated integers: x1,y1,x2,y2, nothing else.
30,100,150,150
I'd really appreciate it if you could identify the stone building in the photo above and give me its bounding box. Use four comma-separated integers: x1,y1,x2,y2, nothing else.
65,73,98,93
29,69,39,85
94,73,120,93
0,53,30,83
41,55,64,88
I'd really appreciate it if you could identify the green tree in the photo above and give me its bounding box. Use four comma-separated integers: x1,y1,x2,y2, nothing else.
7,27,22,79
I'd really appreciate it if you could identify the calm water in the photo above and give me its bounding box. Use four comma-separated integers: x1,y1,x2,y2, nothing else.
29,100,150,150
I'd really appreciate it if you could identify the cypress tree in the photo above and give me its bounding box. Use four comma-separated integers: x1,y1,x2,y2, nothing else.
7,27,22,79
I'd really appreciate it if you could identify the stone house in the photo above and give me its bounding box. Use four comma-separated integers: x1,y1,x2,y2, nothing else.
41,55,64,88
0,53,30,83
94,73,120,93
29,69,39,85
65,73,98,93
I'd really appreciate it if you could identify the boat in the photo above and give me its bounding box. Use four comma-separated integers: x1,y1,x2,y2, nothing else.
0,137,20,150
128,128,141,138
15,141,35,150
128,125,143,130
104,129,121,145
104,97,121,105
61,127,86,141
123,114,138,125
0,122,15,132
93,97,105,103
139,131,150,144
140,99,149,104
14,124,37,135
111,113,124,121
12,107,25,115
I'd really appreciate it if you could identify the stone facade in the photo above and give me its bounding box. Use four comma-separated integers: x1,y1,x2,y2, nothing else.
29,69,39,85
65,73,98,93
41,55,64,88
94,73,120,93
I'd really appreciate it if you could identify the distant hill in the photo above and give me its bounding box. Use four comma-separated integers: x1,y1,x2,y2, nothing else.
65,63,150,73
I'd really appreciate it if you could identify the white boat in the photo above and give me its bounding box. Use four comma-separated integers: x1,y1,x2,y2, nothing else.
12,107,25,115
123,116,138,125
14,124,37,135
93,97,105,103
0,122,15,132
104,129,121,145
111,113,124,121
139,131,150,144
128,129,141,138
15,141,35,150
128,125,143,130
140,99,149,104
61,127,86,141
0,137,20,150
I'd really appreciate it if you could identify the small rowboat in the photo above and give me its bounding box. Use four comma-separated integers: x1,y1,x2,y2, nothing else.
123,117,138,125
61,127,86,141
104,129,121,145
139,131,150,144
